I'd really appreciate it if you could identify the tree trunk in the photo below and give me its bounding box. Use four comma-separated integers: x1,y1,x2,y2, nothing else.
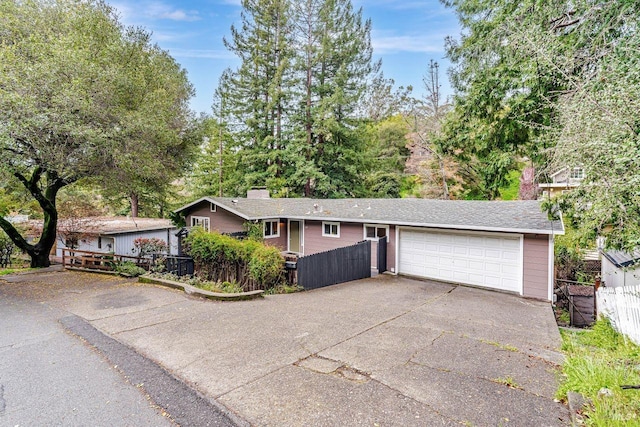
29,246,51,268
130,193,139,218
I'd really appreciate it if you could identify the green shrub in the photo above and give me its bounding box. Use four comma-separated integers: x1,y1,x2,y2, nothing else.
114,261,146,277
184,227,285,290
248,245,284,286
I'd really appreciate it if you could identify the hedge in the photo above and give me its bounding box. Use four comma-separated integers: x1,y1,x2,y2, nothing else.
183,227,284,291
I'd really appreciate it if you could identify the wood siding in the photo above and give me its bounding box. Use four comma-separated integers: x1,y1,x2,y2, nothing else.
302,221,397,269
387,226,396,272
187,201,245,234
523,234,550,300
265,219,287,251
303,221,363,255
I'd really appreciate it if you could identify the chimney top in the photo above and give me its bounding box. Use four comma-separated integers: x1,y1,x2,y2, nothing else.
247,188,270,199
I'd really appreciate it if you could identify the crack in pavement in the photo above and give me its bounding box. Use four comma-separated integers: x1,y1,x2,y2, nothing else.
0,384,5,414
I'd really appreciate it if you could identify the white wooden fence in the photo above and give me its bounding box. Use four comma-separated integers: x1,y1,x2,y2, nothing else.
596,284,640,345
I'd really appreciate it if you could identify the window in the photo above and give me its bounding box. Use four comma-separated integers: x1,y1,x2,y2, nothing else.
570,168,584,180
364,225,388,241
263,220,279,238
191,216,210,232
98,236,102,249
210,203,217,212
322,221,340,238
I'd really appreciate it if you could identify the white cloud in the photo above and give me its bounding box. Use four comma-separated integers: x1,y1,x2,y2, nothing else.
372,34,446,54
111,1,201,23
168,48,235,60
145,2,201,21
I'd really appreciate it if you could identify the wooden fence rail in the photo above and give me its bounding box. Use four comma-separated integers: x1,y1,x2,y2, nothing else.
597,284,640,345
61,249,151,271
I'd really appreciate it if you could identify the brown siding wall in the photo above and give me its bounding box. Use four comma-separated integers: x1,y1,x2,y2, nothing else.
264,219,287,251
523,234,550,300
301,221,395,271
387,225,396,272
186,201,245,234
303,221,364,256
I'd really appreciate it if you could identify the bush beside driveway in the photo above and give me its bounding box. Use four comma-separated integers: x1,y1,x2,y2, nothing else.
3,270,570,426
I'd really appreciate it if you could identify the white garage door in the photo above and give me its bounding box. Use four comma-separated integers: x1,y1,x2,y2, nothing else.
398,229,522,293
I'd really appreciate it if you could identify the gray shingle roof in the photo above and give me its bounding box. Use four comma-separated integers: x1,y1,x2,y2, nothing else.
178,197,563,235
602,250,640,268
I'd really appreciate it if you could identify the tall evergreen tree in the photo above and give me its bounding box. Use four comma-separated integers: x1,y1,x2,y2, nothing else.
290,0,379,197
217,0,294,194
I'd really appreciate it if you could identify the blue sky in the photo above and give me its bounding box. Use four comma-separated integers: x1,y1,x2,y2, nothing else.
111,0,460,114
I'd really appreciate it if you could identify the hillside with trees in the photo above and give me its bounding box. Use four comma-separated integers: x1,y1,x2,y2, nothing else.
2,0,638,260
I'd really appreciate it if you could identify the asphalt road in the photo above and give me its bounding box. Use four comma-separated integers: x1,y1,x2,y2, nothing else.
0,277,237,427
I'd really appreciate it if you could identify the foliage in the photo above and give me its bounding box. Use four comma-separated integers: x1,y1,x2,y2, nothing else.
554,217,594,282
133,238,168,257
186,116,238,198
0,231,16,268
243,221,264,242
442,0,640,249
558,319,640,425
439,0,566,199
214,0,380,198
248,245,285,286
184,227,285,291
497,169,522,201
0,0,195,267
114,261,146,277
361,116,411,198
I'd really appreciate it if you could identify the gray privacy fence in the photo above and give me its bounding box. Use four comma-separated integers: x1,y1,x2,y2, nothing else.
296,240,371,290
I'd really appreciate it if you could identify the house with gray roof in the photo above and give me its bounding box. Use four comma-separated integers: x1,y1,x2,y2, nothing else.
175,191,563,301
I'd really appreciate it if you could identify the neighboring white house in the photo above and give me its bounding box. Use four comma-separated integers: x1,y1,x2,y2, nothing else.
601,250,640,288
54,217,179,258
538,167,585,199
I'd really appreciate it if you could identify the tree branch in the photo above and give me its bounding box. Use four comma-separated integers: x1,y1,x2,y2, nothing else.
0,216,33,253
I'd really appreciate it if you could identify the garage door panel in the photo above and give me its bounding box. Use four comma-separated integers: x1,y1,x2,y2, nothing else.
399,229,522,293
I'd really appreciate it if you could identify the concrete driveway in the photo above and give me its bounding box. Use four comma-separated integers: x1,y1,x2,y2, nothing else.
2,270,569,426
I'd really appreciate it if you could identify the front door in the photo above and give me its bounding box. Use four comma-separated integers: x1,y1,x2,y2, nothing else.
288,220,303,254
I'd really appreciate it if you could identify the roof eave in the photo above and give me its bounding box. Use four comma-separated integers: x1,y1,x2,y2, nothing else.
102,226,177,235
173,196,217,214
282,215,563,235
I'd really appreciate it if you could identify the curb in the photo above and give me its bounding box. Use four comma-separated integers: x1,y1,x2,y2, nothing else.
60,315,248,427
138,275,264,301
567,391,589,426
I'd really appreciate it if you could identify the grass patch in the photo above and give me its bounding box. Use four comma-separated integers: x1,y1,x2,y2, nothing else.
194,280,244,294
0,267,35,275
498,169,522,200
558,319,640,425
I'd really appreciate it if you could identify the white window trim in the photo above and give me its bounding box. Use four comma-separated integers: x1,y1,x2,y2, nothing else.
191,216,210,232
263,220,280,239
363,224,389,241
210,203,217,212
322,221,340,238
570,167,584,180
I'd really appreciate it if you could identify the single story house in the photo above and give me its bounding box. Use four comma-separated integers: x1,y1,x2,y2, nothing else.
175,192,563,301
601,250,640,288
53,216,179,258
